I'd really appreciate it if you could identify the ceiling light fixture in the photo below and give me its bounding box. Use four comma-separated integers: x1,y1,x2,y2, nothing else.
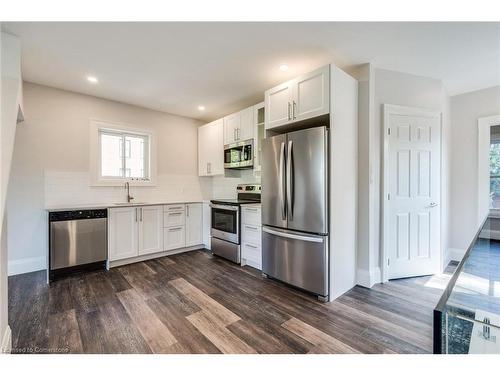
87,76,98,83
279,64,289,71
198,105,205,111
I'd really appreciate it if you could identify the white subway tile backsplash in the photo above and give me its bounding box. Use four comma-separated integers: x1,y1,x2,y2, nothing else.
44,168,259,207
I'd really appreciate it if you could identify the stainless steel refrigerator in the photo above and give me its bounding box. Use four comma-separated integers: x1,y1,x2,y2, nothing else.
261,126,329,300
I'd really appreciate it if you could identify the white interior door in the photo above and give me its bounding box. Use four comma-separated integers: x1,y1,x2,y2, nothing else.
385,105,441,280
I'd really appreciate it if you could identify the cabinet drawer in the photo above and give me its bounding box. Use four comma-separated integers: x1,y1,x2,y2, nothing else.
241,242,262,265
241,206,261,226
164,210,185,227
164,226,185,250
164,204,185,212
241,224,261,246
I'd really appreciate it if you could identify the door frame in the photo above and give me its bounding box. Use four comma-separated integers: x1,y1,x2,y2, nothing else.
382,104,442,283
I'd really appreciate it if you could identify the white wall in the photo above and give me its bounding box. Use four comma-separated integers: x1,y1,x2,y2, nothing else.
354,67,450,286
7,82,210,275
449,86,500,256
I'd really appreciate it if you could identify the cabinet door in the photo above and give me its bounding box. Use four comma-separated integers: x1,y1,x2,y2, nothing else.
239,106,254,141
138,205,163,256
265,80,293,129
209,119,224,175
108,207,138,261
224,112,240,144
164,226,186,250
185,203,203,247
198,124,211,176
253,102,265,172
293,65,330,122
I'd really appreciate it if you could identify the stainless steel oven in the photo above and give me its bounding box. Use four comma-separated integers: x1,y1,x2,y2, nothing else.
210,183,261,264
224,139,253,169
210,203,239,244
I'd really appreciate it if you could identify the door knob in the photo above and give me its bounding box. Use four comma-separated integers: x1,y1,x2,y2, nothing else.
428,202,438,208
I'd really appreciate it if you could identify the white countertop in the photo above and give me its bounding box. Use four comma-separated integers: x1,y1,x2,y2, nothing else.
45,200,209,212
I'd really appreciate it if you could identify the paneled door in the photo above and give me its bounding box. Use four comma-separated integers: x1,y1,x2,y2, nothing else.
293,65,330,122
138,205,163,256
265,81,293,130
385,105,441,280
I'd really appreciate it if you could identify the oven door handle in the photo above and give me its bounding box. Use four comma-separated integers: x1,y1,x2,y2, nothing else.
209,204,239,211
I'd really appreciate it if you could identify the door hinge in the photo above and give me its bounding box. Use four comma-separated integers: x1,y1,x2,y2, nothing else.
387,128,391,135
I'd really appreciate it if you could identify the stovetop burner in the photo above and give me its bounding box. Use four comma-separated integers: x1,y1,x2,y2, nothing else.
210,183,261,206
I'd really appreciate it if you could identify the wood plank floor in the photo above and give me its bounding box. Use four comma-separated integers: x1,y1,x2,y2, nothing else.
8,250,455,354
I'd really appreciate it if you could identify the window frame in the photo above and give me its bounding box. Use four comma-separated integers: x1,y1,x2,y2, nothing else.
90,119,157,186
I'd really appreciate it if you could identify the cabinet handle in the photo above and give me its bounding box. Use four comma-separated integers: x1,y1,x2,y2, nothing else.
293,101,297,119
140,207,143,222
245,243,258,249
135,207,138,222
288,102,291,120
245,225,258,230
170,227,183,231
244,208,259,212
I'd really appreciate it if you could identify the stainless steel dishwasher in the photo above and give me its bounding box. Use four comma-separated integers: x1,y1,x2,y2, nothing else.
49,209,107,281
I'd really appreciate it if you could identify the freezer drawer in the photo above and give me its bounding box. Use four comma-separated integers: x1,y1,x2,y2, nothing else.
262,226,328,297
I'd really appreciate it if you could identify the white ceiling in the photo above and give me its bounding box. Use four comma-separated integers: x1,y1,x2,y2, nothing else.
3,22,500,121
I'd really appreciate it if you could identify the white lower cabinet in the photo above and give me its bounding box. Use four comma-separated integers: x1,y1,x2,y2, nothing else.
163,204,186,250
186,203,203,247
108,207,139,261
241,205,262,270
138,205,163,256
108,202,204,264
164,226,186,250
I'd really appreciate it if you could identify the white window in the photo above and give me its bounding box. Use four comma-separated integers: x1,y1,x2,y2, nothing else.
90,120,156,186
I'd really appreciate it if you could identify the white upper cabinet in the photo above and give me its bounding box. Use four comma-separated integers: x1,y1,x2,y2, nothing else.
239,106,254,141
265,80,293,129
223,107,254,144
185,203,203,247
265,65,330,130
198,119,224,176
253,102,265,172
224,112,241,144
138,205,163,256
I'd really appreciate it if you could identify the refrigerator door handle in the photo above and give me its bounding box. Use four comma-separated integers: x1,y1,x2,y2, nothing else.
287,140,293,220
262,227,324,243
279,142,286,220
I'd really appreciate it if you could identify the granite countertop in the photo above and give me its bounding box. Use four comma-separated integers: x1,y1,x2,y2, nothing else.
46,200,209,212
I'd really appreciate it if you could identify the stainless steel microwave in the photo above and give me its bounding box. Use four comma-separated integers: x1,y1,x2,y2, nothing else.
224,139,253,169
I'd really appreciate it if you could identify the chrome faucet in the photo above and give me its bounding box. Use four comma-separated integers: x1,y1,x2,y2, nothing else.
125,182,134,203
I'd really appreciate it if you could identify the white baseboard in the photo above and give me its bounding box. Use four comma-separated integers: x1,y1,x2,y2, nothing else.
356,266,381,288
1,325,12,354
445,247,466,266
8,256,46,276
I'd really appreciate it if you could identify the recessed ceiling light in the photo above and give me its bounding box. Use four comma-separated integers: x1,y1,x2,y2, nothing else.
87,76,98,84
279,64,289,71
198,105,205,111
